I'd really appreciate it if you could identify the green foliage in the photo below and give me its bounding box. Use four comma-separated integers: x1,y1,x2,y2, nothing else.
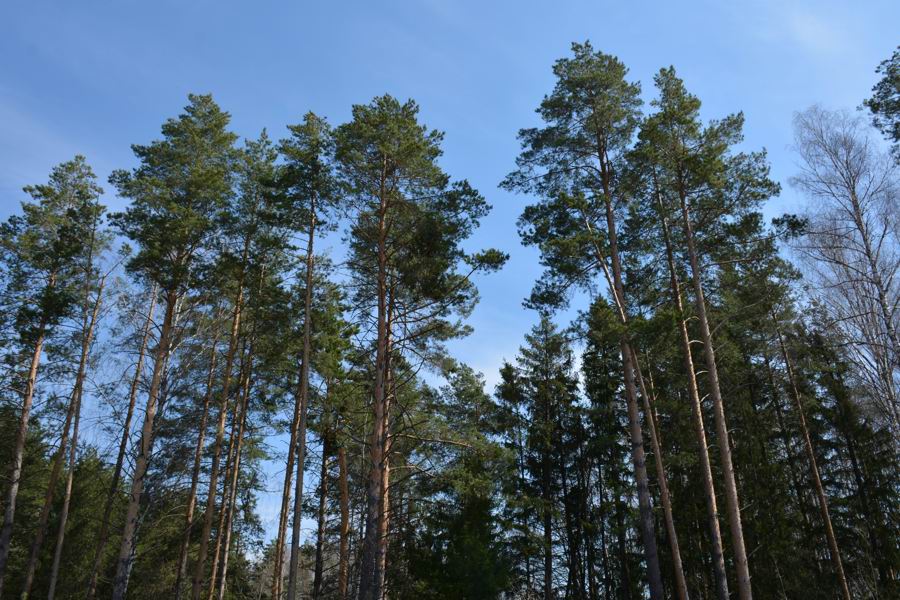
110,94,238,292
864,45,900,159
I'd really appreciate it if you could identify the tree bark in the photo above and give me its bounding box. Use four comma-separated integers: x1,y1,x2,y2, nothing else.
773,315,851,600
271,368,304,600
21,372,78,598
358,163,390,600
46,272,106,600
174,329,221,600
0,297,50,597
630,349,689,600
192,279,245,600
657,190,730,600
338,445,350,600
215,349,254,600
111,287,178,600
594,169,664,599
287,198,317,600
313,428,331,599
208,344,250,600
678,189,753,600
87,284,157,599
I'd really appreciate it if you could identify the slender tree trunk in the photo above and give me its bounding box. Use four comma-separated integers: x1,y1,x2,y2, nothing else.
376,447,390,600
215,350,254,600
21,379,77,598
631,349,689,600
0,303,49,596
272,369,304,600
87,285,157,599
287,200,317,600
313,429,331,599
192,279,245,600
175,331,221,600
773,316,852,600
592,165,664,599
677,188,752,600
338,445,350,600
359,168,389,600
47,370,84,600
111,288,178,600
46,273,105,600
208,345,250,600
657,190,730,600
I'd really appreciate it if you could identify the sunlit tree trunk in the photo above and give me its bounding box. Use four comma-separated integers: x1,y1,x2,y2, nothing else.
657,189,730,600
192,273,246,600
313,425,332,599
287,199,317,600
678,186,752,600
46,272,106,600
87,284,157,600
112,287,178,600
631,349,689,600
215,350,254,600
174,330,221,600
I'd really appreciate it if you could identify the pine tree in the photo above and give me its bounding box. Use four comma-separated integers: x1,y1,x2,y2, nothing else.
108,94,237,600
0,156,104,596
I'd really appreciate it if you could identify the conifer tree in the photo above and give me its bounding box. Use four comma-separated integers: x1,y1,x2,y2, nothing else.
335,94,504,600
0,156,104,595
503,42,668,598
108,94,237,600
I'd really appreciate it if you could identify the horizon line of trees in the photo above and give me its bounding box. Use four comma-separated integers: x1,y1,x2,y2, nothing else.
0,42,897,600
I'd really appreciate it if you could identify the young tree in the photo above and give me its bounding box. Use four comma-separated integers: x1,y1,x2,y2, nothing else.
108,93,237,600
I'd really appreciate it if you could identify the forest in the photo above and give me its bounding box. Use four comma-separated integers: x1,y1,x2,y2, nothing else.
0,40,898,600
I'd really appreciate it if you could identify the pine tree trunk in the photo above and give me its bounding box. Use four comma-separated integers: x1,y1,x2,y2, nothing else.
359,171,390,600
46,273,105,600
111,288,178,600
313,429,331,599
593,176,664,599
773,316,852,600
87,285,157,600
272,368,304,600
338,445,350,600
287,201,317,600
631,350,689,600
47,370,84,600
208,346,249,600
175,333,221,600
0,307,48,596
657,192,730,600
215,351,253,600
678,190,753,600
376,449,390,600
21,378,77,598
193,279,245,600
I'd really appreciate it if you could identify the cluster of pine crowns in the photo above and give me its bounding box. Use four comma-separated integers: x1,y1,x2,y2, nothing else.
0,42,897,600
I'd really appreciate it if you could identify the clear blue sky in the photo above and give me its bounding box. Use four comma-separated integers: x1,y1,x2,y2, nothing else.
2,0,897,542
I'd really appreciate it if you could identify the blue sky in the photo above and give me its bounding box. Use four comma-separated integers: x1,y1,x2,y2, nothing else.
2,0,897,543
